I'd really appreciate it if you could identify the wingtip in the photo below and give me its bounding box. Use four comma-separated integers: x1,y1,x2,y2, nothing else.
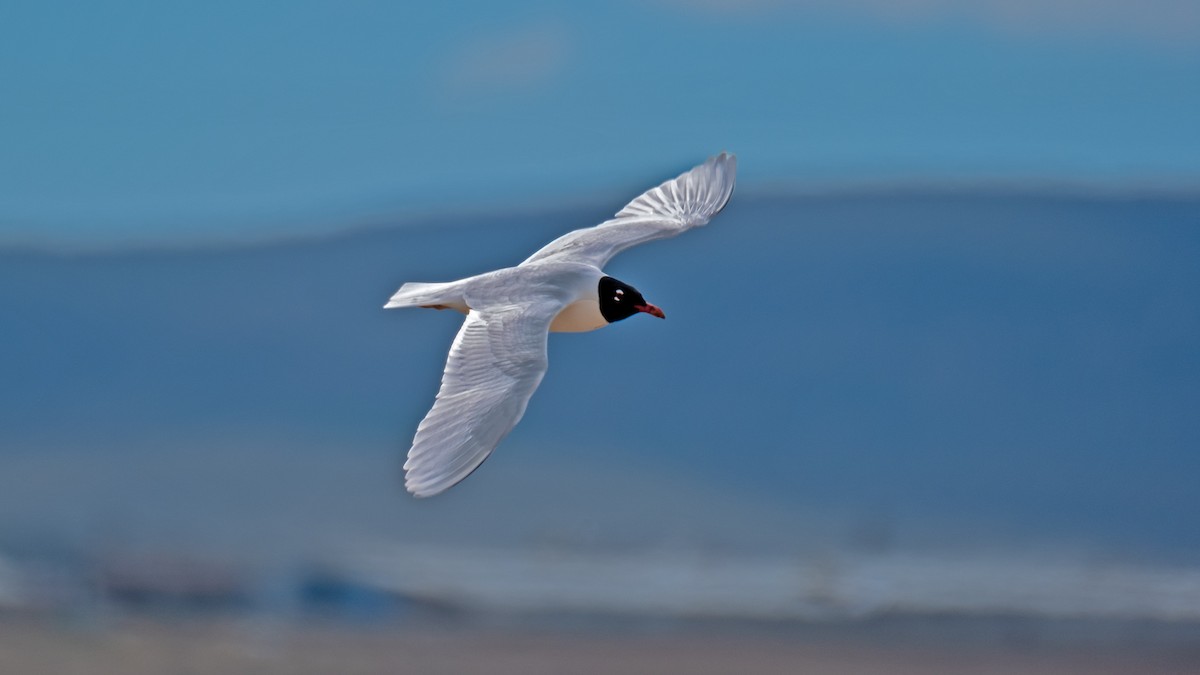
403,456,459,498
403,474,439,498
712,151,737,173
611,151,738,222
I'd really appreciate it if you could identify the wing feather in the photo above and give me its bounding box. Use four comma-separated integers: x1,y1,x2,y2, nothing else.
520,152,736,268
403,302,559,497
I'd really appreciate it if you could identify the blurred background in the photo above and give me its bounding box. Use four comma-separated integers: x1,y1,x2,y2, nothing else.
2,1,1199,673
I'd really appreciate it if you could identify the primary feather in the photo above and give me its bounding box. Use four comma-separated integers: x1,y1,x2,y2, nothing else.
521,152,736,268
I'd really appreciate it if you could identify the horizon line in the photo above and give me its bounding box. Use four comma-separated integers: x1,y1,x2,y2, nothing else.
4,177,1199,257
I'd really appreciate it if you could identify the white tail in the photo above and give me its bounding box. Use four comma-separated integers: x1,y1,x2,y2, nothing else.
384,280,469,312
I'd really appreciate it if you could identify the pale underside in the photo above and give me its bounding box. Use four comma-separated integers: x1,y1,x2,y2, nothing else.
417,292,605,333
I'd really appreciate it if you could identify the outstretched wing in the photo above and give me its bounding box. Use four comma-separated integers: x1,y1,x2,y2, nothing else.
403,301,561,497
521,152,736,268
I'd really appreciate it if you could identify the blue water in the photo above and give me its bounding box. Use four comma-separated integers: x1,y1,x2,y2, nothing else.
1,190,1198,562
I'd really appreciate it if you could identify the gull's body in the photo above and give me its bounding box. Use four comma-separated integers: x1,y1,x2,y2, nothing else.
385,153,737,497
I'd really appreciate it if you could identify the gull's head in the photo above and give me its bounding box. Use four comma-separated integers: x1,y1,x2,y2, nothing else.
598,276,665,323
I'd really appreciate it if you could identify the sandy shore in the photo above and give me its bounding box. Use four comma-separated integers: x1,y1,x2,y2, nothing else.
1,618,1198,675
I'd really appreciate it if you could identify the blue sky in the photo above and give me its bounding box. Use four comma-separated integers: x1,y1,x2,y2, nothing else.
2,0,1197,245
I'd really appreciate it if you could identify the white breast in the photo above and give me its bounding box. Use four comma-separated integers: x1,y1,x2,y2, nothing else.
549,298,607,333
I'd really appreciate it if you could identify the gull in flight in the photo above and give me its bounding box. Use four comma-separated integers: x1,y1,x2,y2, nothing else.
385,153,737,497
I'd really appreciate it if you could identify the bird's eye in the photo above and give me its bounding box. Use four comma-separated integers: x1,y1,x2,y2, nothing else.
615,289,624,296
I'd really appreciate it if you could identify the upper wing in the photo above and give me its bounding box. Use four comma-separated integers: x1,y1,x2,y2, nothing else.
403,301,560,497
521,152,736,268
